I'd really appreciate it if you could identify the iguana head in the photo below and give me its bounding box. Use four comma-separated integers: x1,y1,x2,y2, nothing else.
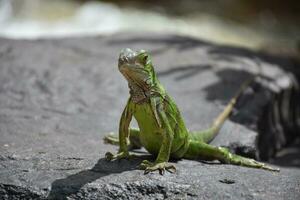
118,48,156,90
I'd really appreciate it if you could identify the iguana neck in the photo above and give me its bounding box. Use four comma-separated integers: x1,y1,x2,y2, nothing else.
129,81,165,104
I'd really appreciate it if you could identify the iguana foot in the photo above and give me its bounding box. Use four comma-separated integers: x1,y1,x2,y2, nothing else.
231,154,280,172
219,148,280,172
139,160,176,175
105,151,135,161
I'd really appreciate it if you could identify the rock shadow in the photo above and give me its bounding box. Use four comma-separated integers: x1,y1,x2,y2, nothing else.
201,65,300,164
48,155,152,199
271,142,300,168
157,64,211,81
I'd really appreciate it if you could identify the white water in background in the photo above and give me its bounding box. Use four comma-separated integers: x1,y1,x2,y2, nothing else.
0,0,298,50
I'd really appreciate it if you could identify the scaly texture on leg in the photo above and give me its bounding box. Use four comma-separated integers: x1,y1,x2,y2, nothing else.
105,100,134,161
218,148,280,171
139,104,176,175
184,140,279,172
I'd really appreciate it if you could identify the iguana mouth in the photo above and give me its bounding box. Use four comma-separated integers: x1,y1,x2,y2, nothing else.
118,48,151,90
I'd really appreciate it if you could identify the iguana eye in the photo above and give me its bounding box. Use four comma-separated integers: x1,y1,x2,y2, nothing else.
138,54,148,66
142,55,148,65
137,50,149,66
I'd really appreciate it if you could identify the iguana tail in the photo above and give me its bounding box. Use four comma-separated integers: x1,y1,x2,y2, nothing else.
190,76,255,143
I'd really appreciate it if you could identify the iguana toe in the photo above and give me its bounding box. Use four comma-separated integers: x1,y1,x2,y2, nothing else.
142,162,176,175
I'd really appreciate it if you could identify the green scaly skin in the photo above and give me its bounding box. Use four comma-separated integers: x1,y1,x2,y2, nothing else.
104,48,280,175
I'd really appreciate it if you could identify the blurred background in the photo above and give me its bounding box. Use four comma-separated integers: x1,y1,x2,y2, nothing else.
0,0,299,162
0,0,299,56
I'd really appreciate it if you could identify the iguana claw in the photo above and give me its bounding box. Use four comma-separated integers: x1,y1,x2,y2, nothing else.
139,160,176,175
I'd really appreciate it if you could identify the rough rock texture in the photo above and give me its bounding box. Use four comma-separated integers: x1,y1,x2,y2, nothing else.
0,33,299,199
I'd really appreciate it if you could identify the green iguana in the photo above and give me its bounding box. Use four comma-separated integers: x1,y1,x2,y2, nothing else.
104,48,279,175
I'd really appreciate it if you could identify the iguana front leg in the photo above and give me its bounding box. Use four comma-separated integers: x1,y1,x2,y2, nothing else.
139,104,176,175
105,99,134,160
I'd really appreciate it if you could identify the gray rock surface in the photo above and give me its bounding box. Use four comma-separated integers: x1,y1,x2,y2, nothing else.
0,33,299,199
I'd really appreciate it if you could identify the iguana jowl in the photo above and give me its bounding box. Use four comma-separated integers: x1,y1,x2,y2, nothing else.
104,48,279,174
